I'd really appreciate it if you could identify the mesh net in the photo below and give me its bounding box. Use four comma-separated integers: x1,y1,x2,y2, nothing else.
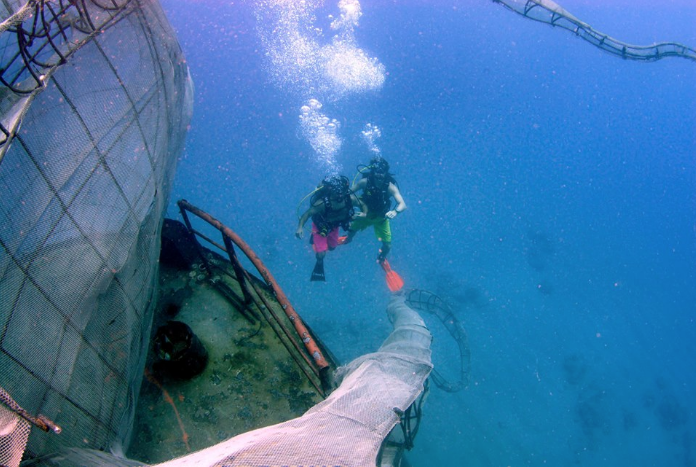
0,0,192,461
405,289,471,393
0,404,31,467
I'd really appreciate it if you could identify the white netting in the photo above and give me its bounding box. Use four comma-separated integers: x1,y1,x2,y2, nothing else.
0,404,31,467
0,0,192,460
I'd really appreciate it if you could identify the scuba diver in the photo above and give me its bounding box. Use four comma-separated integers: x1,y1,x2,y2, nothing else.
343,156,406,264
296,175,367,281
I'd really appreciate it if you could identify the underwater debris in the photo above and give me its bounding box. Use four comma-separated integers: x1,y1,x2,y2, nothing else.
656,394,688,431
621,409,638,431
535,279,555,295
526,230,555,272
574,385,611,442
154,321,209,380
562,354,588,386
144,369,191,452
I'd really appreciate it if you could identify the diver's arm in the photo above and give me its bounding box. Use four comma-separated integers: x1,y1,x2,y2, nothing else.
352,194,368,218
296,202,322,239
385,183,406,219
351,178,367,193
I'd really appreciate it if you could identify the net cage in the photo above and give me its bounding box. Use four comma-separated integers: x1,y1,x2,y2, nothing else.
0,0,193,463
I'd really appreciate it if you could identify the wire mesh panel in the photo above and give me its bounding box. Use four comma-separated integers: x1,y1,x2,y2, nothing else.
0,0,192,459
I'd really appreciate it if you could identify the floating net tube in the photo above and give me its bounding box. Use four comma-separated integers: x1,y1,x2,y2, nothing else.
493,0,696,62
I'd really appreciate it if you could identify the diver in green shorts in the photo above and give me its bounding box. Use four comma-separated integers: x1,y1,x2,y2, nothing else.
343,156,407,263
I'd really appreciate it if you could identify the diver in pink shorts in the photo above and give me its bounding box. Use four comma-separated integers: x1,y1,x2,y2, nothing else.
296,175,367,281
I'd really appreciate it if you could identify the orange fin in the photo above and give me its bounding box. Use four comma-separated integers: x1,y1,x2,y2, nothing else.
337,236,348,245
380,259,404,292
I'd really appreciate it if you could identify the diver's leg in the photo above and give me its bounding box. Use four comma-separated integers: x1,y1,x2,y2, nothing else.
375,219,392,263
327,227,340,251
344,216,370,244
311,224,328,281
377,242,391,263
342,229,356,244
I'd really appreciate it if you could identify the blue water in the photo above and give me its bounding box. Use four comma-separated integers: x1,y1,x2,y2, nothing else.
162,1,696,465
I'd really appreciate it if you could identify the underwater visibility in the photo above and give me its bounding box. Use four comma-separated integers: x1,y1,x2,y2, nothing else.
1,0,695,465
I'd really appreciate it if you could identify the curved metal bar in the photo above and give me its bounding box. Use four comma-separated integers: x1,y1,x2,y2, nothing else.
177,199,331,371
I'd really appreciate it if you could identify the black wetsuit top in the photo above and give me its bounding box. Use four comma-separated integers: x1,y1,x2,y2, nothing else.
362,175,394,217
311,193,355,236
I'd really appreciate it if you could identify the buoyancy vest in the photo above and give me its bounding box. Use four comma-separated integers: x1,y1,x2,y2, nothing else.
311,192,355,236
362,175,395,217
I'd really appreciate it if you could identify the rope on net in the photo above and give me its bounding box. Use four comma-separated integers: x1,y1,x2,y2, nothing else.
493,0,696,62
1,0,133,155
405,289,471,392
1,0,133,94
0,386,61,434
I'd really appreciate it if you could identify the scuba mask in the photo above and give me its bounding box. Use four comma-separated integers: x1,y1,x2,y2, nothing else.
322,175,350,199
369,156,390,183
